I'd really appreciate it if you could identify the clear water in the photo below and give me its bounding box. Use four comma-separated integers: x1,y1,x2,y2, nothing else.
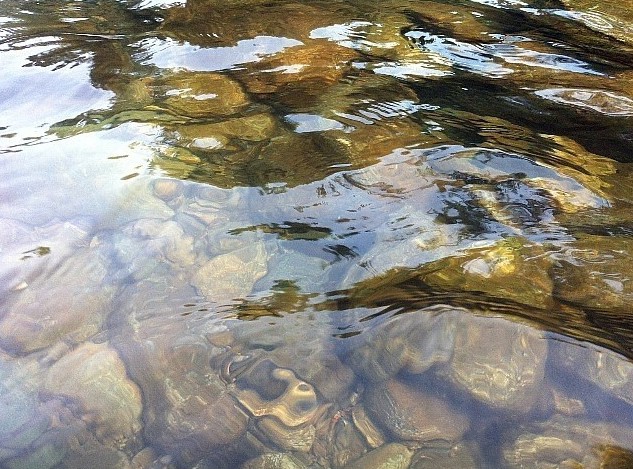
2,1,633,468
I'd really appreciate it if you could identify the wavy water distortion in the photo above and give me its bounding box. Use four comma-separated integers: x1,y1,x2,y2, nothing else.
2,0,633,468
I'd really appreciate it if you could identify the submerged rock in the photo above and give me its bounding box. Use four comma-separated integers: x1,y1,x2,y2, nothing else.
241,452,307,469
0,248,113,355
311,80,437,168
560,0,633,45
240,41,358,104
227,311,356,404
351,405,386,450
345,308,457,383
421,238,555,310
443,314,547,414
550,338,633,408
366,379,469,445
158,72,249,118
502,415,633,468
114,218,197,280
192,240,268,302
61,429,132,469
411,443,479,469
535,88,633,117
152,178,184,202
43,342,143,450
328,413,370,468
109,305,250,467
238,366,319,452
226,322,353,454
173,113,278,151
344,443,414,469
4,441,67,469
553,235,633,312
0,356,53,466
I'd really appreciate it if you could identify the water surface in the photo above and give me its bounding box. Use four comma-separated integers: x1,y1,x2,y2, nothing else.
2,0,633,468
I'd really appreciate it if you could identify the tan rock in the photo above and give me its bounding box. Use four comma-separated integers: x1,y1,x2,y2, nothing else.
61,429,132,469
553,235,633,312
550,337,633,407
172,113,278,152
502,415,633,468
192,241,267,302
561,0,633,45
152,178,183,202
0,249,112,354
4,442,67,469
161,1,356,45
227,311,355,403
366,379,469,444
240,41,358,102
445,314,547,414
346,308,456,383
116,326,249,466
44,342,143,449
241,452,307,469
412,443,479,469
329,413,369,468
150,146,200,180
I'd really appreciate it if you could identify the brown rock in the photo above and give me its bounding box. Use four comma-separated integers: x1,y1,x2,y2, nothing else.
561,0,633,45
159,72,249,118
422,238,555,310
553,235,633,312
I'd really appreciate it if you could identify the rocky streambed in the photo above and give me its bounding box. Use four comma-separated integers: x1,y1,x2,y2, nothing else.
2,0,633,467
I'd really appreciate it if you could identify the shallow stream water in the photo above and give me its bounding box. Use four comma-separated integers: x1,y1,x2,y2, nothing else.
3,0,633,468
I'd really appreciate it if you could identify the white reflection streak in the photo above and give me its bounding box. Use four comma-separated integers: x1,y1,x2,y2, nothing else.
134,36,303,71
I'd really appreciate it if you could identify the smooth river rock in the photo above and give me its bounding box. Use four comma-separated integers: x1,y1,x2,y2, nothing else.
502,415,633,468
421,238,555,310
345,307,457,383
241,452,307,469
159,72,249,118
411,443,479,469
550,337,633,408
366,379,469,445
192,241,268,303
553,235,633,312
0,248,113,355
43,342,143,450
344,443,414,469
442,314,548,415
